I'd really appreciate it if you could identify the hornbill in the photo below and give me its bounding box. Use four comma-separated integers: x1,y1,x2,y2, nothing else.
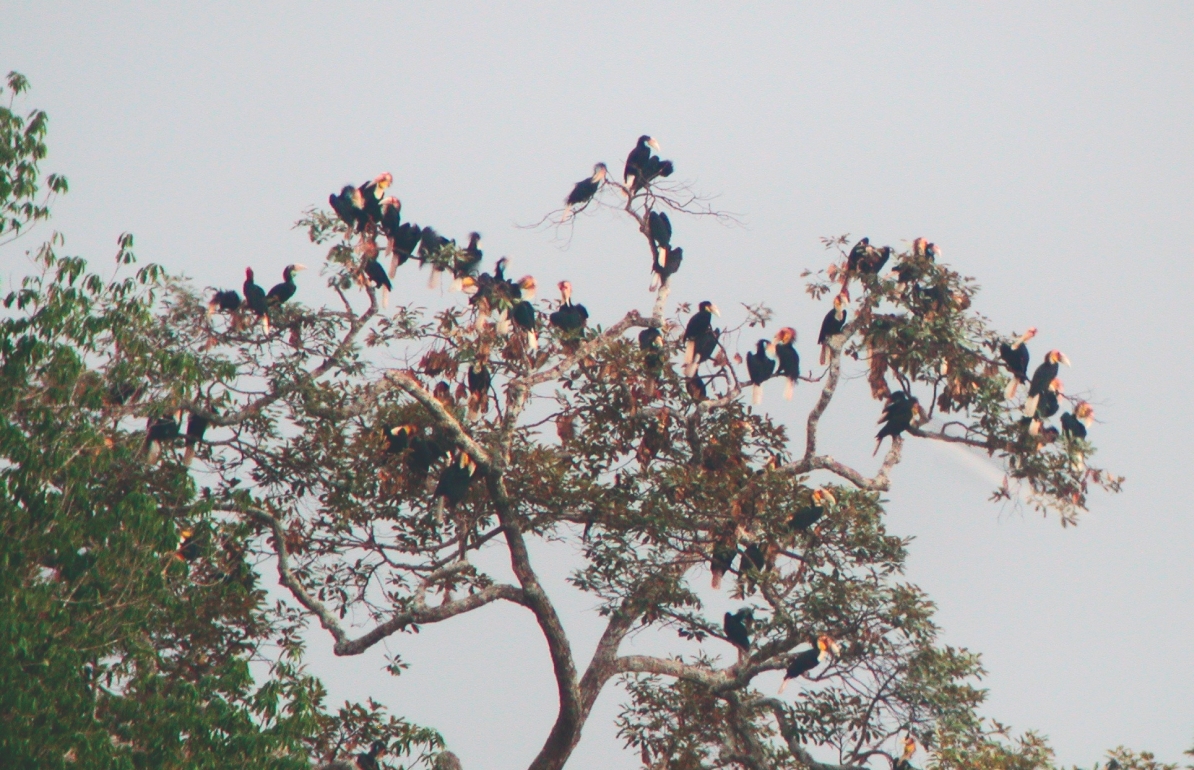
467,360,491,420
650,245,683,290
858,245,893,276
639,327,665,396
1024,349,1070,417
379,196,402,243
451,232,484,292
243,268,270,331
1025,378,1062,436
739,540,770,591
778,635,841,693
1061,401,1094,440
549,281,589,334
894,737,917,770
845,237,872,272
144,411,182,464
564,162,607,217
418,226,452,289
818,293,848,365
435,452,478,508
207,289,241,316
638,153,675,189
623,134,661,191
648,210,672,259
266,264,306,306
511,299,539,352
683,301,720,376
686,374,708,403
875,390,921,455
789,488,836,532
636,407,671,468
690,328,720,376
772,327,800,400
723,607,754,653
329,184,364,230
386,221,424,276
388,425,446,481
710,536,738,589
314,740,386,770
357,172,392,228
433,381,455,408
746,339,776,405
182,412,209,467
1000,327,1037,399
176,528,202,562
364,258,393,307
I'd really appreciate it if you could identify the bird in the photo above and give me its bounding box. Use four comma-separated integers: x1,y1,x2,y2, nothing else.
1024,349,1070,417
176,528,202,562
845,237,873,274
418,226,452,289
266,264,306,306
467,361,491,420
818,294,848,365
723,607,754,653
650,245,683,290
435,452,478,508
772,327,800,400
875,391,920,455
363,258,393,307
548,281,589,335
451,232,484,292
639,327,665,396
636,408,671,468
1025,378,1063,436
433,381,455,408
207,289,241,316
648,210,672,260
242,268,270,332
564,162,608,217
638,154,675,188
686,374,708,403
357,173,392,228
1061,401,1094,440
328,184,364,231
740,541,768,588
789,488,835,532
386,221,424,276
778,635,841,693
144,411,182,464
683,301,719,376
388,425,446,482
690,328,720,377
999,327,1037,399
858,245,892,276
314,740,386,770
511,299,539,352
623,135,661,191
182,412,209,466
894,736,917,770
746,339,776,405
710,537,737,590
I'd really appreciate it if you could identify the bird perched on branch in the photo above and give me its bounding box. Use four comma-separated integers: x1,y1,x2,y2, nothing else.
451,232,484,292
329,173,392,233
894,736,917,770
650,245,683,290
267,264,306,307
1024,349,1070,417
549,281,589,336
1061,401,1094,440
648,210,672,259
387,425,446,484
435,452,478,508
385,220,424,276
772,327,800,399
818,294,848,365
723,607,754,655
564,162,607,218
710,534,738,590
207,288,241,317
789,488,835,532
779,635,841,693
639,327,665,397
623,135,661,191
683,301,719,377
746,339,776,405
144,411,182,464
999,327,1037,399
242,268,269,332
467,360,491,421
182,412,209,466
875,391,921,455
1025,378,1063,436
315,740,386,770
364,258,392,307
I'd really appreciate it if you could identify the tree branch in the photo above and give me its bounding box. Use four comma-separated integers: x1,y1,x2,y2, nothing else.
751,697,870,770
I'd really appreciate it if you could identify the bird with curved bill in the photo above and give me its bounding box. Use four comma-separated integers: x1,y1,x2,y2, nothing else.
723,607,754,657
564,162,608,218
778,635,841,693
818,294,848,365
1000,327,1037,399
1024,349,1070,417
683,301,719,377
623,134,661,191
746,339,776,404
772,327,800,399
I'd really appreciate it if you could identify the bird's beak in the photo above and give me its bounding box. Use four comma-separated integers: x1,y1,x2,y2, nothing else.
710,304,721,317
822,491,837,506
828,640,842,656
294,264,308,272
1060,353,1072,366
647,138,661,152
766,343,777,356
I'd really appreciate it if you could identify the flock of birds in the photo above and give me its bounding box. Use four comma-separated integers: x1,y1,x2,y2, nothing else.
186,138,1099,767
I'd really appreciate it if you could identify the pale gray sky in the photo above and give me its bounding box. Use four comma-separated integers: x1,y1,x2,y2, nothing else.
4,3,1193,767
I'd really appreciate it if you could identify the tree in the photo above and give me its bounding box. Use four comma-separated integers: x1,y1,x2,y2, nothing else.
1,73,1155,770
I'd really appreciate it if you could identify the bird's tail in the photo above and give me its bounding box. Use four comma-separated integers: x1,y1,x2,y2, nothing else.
261,314,271,335
474,312,489,331
496,312,511,335
649,272,661,292
145,440,161,465
778,677,789,694
784,378,795,400
562,204,574,221
873,437,884,457
752,383,764,405
684,340,697,376
428,268,442,290
527,330,538,353
206,302,216,318
388,254,399,278
381,286,390,308
711,571,723,590
450,276,464,293
467,394,484,421
645,375,656,399
1028,419,1041,436
820,344,829,366
432,496,446,524
1005,378,1020,400
183,445,196,467
1024,394,1040,417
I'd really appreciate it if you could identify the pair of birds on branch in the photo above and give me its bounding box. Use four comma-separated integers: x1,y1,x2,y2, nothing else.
208,264,307,333
998,329,1093,442
676,302,802,405
720,614,842,694
564,134,675,216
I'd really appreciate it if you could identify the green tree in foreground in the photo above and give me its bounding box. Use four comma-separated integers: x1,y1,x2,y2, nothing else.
3,72,1181,770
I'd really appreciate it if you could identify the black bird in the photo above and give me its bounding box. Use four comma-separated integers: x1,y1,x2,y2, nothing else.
386,424,414,455
387,426,446,482
176,528,202,562
364,258,393,307
1025,377,1063,436
1024,349,1070,417
1061,402,1094,440
648,210,672,256
182,413,209,466
772,327,800,400
845,237,872,273
623,135,661,191
418,226,452,289
818,294,848,365
379,195,401,236
435,452,478,507
355,741,386,770
467,361,491,421
789,488,835,532
686,374,708,403
549,281,589,334
207,289,241,316
650,245,683,290
267,264,307,306
690,328,720,376
710,538,737,589
511,300,539,352
724,608,754,653
740,541,768,588
357,173,392,228
639,326,665,396
875,391,921,455
329,184,364,230
746,339,776,405
858,245,892,276
1000,327,1038,399
638,154,675,187
778,636,841,693
451,232,484,291
145,411,182,464
683,301,720,376
243,268,269,331
564,163,608,217
387,221,424,276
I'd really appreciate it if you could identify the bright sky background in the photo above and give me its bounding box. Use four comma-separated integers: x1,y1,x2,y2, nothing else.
4,3,1193,768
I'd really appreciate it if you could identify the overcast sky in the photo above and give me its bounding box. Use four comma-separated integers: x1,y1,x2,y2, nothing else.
4,3,1193,767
